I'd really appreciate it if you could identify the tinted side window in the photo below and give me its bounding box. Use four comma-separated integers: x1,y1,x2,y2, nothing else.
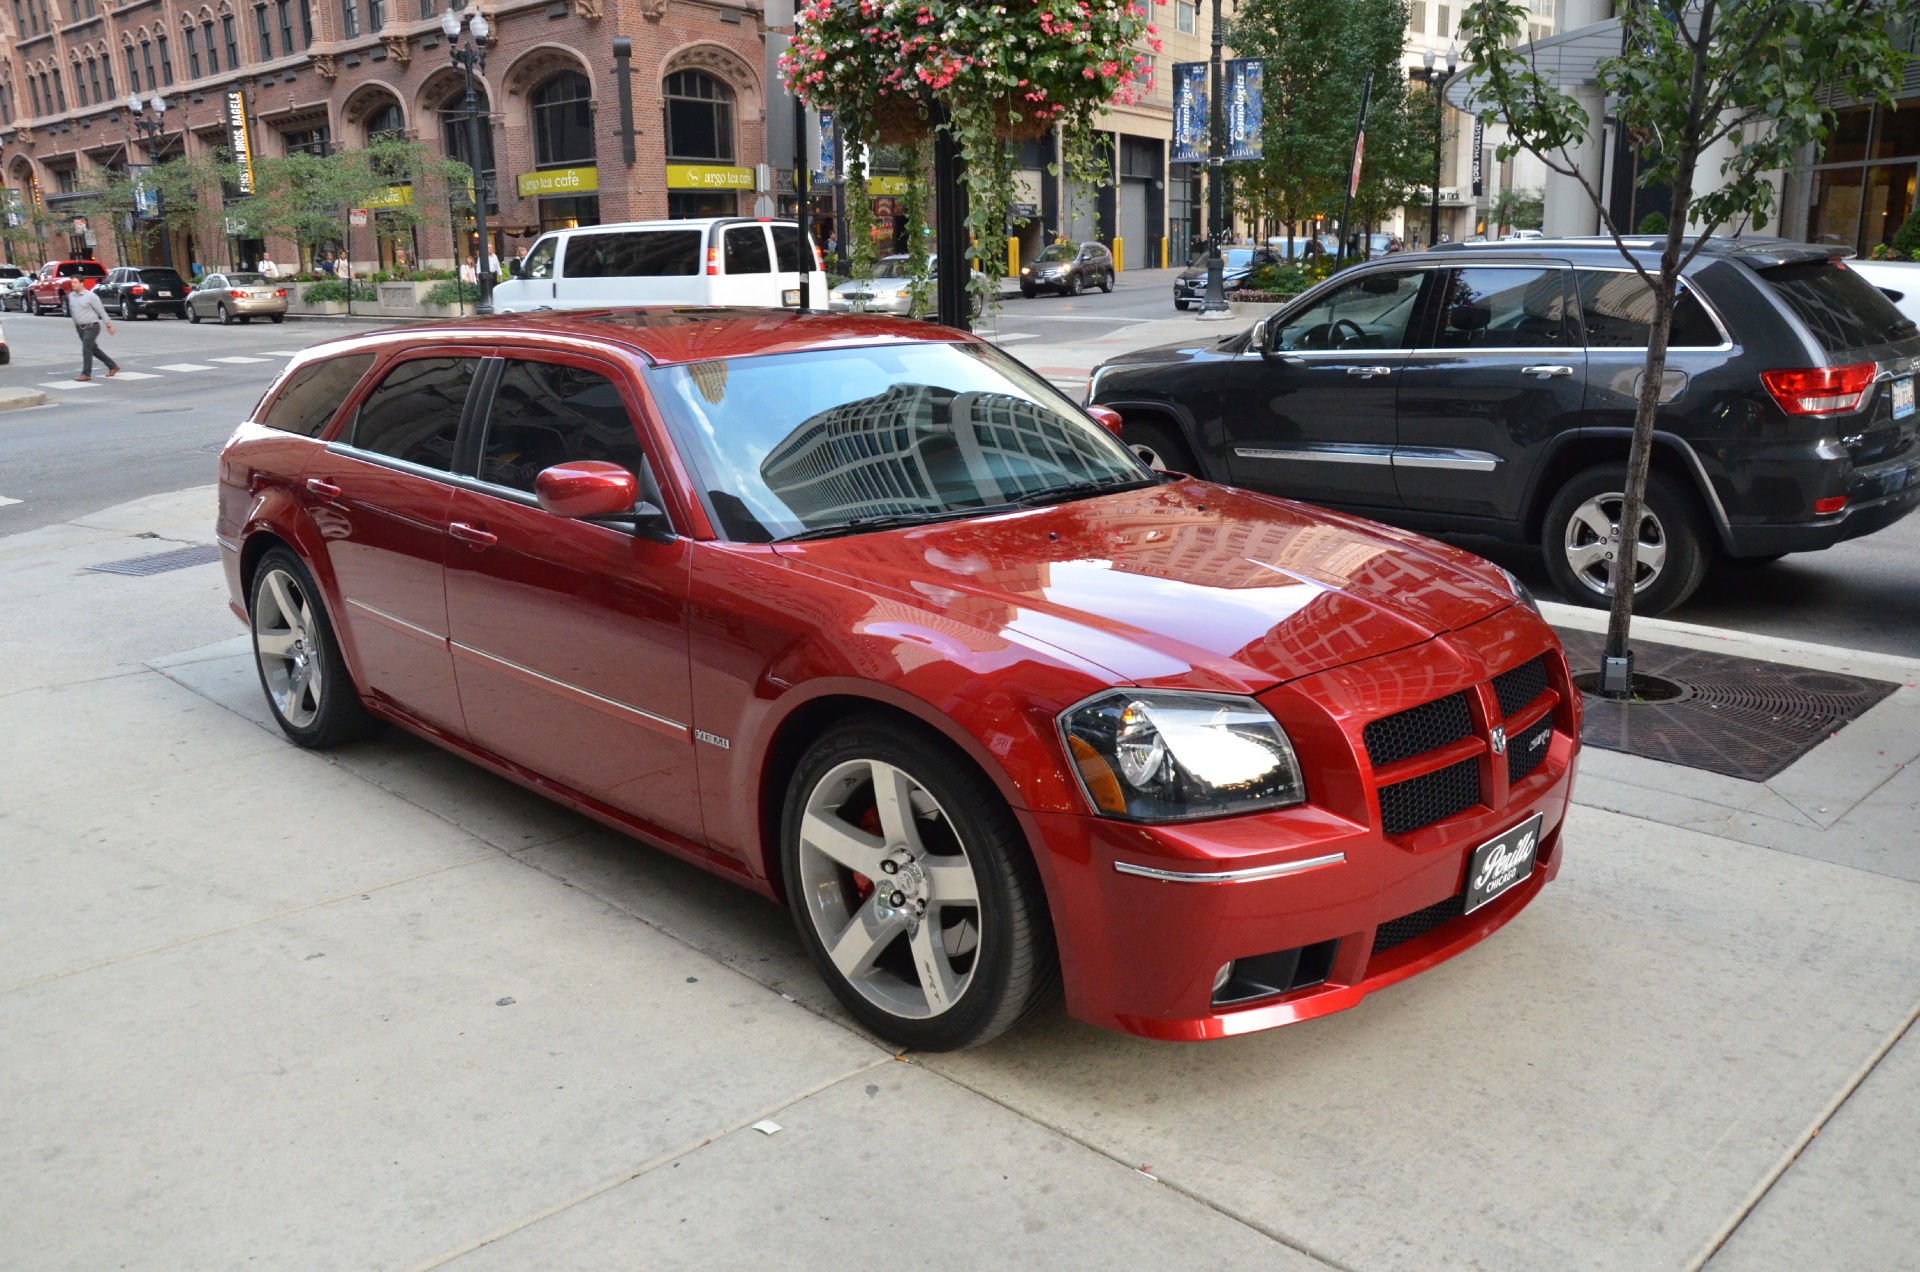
261,354,377,438
1435,267,1570,348
724,225,771,274
351,357,479,472
1273,271,1425,351
1575,271,1723,348
478,360,645,494
524,236,558,280
563,230,701,278
772,224,803,273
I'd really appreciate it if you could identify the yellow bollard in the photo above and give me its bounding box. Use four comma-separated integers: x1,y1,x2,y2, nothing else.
1113,237,1124,272
1161,238,1168,269
1008,236,1019,279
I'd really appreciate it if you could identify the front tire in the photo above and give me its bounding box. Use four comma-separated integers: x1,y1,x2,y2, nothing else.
1541,465,1713,616
249,548,380,748
1174,298,1190,311
1099,272,1114,293
1119,415,1199,474
781,718,1058,1051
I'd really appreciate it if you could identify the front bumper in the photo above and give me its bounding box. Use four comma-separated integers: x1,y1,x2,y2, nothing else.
1024,604,1579,1040
828,293,910,315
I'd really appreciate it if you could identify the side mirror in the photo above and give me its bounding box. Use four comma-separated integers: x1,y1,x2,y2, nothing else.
535,460,642,519
508,258,525,279
1085,405,1126,438
1249,316,1271,353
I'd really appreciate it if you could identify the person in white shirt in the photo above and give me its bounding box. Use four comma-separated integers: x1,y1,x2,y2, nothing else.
258,254,279,278
67,283,118,381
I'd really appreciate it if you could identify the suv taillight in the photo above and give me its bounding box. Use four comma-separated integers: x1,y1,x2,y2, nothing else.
129,284,146,295
1761,363,1876,415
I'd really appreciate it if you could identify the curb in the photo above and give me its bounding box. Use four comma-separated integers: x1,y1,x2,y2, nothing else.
0,386,49,412
1541,599,1920,683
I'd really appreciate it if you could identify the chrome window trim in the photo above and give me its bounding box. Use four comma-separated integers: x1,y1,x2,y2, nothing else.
1114,851,1346,884
324,441,458,483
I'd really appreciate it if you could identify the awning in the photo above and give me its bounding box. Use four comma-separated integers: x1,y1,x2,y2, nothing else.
1446,18,1622,111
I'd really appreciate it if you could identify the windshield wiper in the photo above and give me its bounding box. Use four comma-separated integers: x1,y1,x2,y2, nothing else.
1012,476,1160,508
774,505,1017,542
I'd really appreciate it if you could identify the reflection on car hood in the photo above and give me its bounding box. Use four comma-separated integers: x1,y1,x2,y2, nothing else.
774,480,1515,691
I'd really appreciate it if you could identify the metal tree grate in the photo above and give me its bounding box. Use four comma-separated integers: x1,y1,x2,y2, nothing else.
1556,629,1898,781
86,543,223,577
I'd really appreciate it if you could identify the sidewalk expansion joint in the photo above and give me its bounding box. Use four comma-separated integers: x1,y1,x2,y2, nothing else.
914,1060,1357,1271
407,1056,896,1271
1572,798,1920,887
1684,991,1920,1270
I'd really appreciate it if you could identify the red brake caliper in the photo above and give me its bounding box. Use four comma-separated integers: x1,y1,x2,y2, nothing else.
849,804,882,903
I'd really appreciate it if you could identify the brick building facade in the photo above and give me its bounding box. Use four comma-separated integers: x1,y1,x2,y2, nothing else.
0,0,770,273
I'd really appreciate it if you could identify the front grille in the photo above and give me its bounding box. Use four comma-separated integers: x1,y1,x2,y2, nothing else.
1372,892,1467,955
1377,757,1481,835
1492,656,1550,718
1507,715,1555,785
1363,693,1474,768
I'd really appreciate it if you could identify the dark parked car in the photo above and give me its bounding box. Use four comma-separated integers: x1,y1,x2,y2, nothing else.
1174,246,1280,309
1020,241,1115,297
1092,237,1920,614
0,275,32,312
98,265,191,319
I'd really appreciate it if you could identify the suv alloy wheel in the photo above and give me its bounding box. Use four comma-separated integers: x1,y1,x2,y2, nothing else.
1541,465,1713,615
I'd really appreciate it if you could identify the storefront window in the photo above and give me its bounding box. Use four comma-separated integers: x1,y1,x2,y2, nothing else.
664,71,733,163
1808,101,1920,255
531,72,593,168
667,190,733,220
539,194,598,231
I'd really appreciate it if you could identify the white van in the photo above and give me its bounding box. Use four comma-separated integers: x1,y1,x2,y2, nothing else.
492,217,831,313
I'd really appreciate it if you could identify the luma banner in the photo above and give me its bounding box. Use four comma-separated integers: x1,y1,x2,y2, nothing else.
1171,62,1208,164
1224,59,1264,162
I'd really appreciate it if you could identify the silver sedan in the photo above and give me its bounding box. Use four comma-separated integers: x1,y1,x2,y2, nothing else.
829,255,984,316
187,272,289,324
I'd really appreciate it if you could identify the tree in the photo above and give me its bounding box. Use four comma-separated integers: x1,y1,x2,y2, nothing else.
232,138,471,271
1491,185,1544,234
1230,0,1437,240
1456,0,1914,694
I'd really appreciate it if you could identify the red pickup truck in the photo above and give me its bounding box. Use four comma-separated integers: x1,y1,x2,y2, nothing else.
28,259,107,315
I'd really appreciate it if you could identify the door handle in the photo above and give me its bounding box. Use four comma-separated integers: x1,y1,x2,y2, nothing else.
1521,365,1575,378
449,522,498,549
305,478,342,499
1347,365,1393,378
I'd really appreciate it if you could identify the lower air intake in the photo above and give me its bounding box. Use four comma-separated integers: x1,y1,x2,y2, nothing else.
1372,892,1467,956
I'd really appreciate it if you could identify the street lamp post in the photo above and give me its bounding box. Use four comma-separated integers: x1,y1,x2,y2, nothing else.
1411,45,1457,250
1197,0,1231,315
441,3,495,314
126,93,174,269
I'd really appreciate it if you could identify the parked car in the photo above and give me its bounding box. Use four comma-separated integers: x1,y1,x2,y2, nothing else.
827,254,985,315
27,259,107,315
98,265,192,319
187,272,288,324
1173,246,1280,308
0,263,24,286
491,217,830,313
0,314,8,365
0,275,32,312
1019,241,1115,297
217,307,1577,1049
1091,236,1920,615
1263,236,1338,262
1841,257,1920,329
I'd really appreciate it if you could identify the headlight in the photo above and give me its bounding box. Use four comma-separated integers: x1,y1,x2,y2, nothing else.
1058,690,1306,821
1497,567,1541,615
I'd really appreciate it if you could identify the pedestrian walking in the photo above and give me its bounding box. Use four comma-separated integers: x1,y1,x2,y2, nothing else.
259,253,279,279
67,283,118,382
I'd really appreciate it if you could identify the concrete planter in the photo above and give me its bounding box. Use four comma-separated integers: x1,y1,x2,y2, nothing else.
287,294,349,316
377,281,434,314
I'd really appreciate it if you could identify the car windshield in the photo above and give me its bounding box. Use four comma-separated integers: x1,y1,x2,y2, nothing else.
869,258,912,279
648,342,1148,542
227,273,271,286
1035,244,1078,263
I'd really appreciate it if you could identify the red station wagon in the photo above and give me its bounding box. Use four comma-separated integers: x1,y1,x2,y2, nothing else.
216,310,1581,1049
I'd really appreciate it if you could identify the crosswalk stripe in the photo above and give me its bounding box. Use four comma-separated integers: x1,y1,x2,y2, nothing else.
40,380,99,389
0,495,22,507
111,371,162,380
209,355,268,364
156,362,215,372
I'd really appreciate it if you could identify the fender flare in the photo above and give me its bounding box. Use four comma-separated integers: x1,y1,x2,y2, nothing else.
1525,427,1736,553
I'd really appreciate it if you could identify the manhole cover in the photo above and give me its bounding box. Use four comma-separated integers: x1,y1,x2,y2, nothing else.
1556,628,1898,781
85,543,223,577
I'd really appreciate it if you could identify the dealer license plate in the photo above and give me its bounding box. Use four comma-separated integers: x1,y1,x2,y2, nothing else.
1463,813,1542,914
1892,376,1914,420
782,289,801,307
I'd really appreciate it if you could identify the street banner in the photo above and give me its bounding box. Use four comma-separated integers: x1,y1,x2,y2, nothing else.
3,188,25,228
1471,119,1485,196
129,165,163,220
1224,59,1264,161
225,89,256,196
818,110,837,176
1350,131,1366,197
1171,62,1208,163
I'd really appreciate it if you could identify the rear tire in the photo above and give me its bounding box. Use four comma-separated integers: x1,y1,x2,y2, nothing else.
270,313,285,324
1099,272,1114,293
248,547,381,749
1541,465,1713,616
1119,415,1199,475
781,717,1059,1051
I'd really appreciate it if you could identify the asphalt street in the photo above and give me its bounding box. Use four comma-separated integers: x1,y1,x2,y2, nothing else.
3,276,1916,656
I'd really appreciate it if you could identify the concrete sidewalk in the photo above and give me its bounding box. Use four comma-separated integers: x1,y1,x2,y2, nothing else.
3,487,1917,1270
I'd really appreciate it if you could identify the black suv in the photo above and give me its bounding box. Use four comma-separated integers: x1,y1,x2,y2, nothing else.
1089,237,1920,613
97,265,191,319
1020,241,1115,297
1173,246,1281,310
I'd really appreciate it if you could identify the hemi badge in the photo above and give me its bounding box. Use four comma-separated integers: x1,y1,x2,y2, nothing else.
695,729,731,750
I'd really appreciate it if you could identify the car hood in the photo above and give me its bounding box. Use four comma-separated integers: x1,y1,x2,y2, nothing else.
773,480,1517,692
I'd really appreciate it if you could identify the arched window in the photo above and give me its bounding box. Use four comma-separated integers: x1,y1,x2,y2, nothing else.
71,61,86,107
530,71,592,168
663,70,733,163
365,101,404,144
440,84,495,179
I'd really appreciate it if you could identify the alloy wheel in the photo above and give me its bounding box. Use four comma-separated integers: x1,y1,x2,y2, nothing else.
1130,442,1172,471
1563,492,1668,597
253,567,324,729
795,757,983,1020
